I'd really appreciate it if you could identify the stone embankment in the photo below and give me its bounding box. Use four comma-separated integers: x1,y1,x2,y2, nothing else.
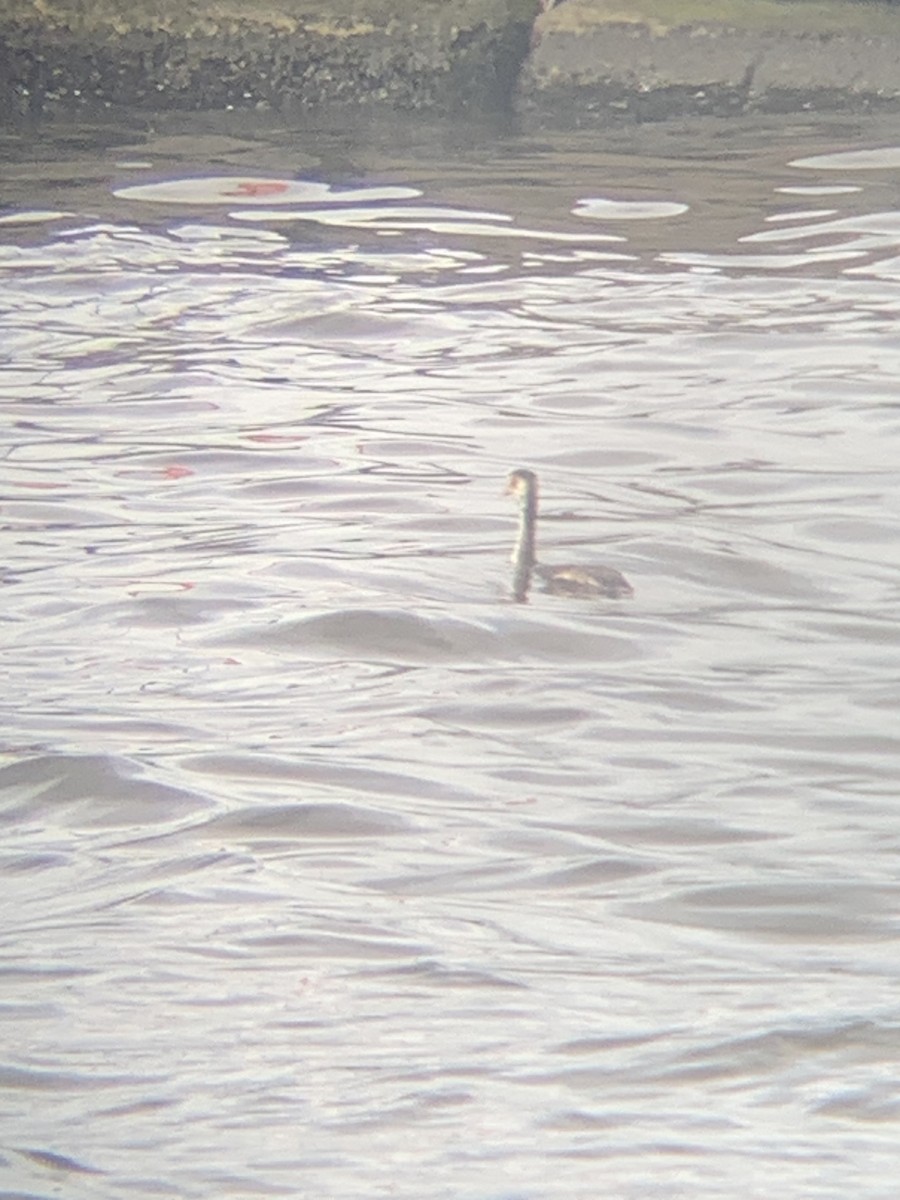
1,0,899,121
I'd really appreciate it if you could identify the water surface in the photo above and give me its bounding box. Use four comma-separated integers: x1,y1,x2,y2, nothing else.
2,108,900,1199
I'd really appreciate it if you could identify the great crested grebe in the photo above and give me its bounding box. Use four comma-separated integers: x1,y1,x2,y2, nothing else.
506,468,633,602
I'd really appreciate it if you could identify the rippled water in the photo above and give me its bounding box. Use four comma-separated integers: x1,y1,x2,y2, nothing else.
2,109,900,1199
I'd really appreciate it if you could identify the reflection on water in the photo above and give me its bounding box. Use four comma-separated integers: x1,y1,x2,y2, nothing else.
1,110,900,1200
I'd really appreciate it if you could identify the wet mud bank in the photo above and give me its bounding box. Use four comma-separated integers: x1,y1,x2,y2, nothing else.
1,0,899,123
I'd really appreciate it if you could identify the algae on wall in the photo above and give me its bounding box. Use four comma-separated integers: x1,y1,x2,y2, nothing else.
0,0,541,116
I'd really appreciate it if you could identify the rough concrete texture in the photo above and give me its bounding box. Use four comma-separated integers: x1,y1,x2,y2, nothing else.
0,0,537,117
1,0,899,121
522,0,900,120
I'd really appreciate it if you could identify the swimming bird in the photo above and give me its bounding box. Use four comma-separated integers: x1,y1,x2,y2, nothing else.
506,468,633,602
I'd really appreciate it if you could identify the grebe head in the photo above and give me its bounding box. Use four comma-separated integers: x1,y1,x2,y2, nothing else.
505,468,538,501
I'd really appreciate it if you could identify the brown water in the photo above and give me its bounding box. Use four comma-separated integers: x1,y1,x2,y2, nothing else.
2,108,900,1199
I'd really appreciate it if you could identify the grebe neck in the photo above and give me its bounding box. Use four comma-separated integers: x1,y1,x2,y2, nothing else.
511,478,537,601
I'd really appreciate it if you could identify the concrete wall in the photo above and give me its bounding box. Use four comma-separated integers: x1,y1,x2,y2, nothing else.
1,0,899,122
526,0,900,122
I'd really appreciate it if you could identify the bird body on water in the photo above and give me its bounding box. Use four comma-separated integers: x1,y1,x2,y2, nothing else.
506,468,633,602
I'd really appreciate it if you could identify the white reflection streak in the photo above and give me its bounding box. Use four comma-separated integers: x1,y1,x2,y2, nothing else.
0,210,77,225
231,206,625,242
776,185,862,196
658,250,868,270
742,211,900,244
789,146,900,170
232,204,511,224
112,178,422,205
573,198,689,220
764,210,838,224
